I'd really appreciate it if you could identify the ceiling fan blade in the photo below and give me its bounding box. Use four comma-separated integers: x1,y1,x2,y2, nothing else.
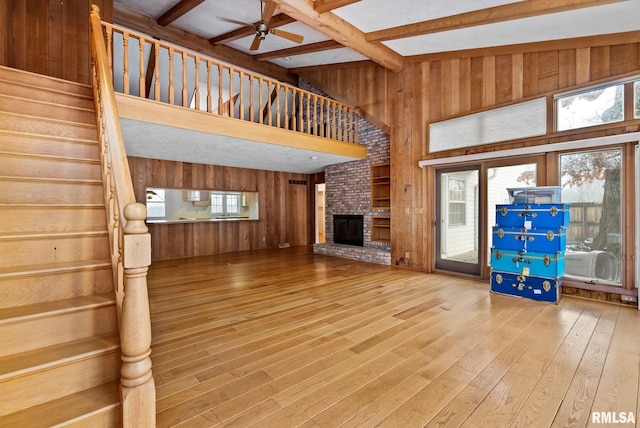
250,35,262,51
270,28,304,44
261,0,277,24
217,16,253,27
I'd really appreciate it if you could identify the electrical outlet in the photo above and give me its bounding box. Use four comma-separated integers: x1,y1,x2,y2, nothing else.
404,251,410,259
621,295,637,303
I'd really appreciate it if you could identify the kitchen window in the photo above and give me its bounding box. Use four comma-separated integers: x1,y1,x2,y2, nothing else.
145,188,166,218
211,192,242,216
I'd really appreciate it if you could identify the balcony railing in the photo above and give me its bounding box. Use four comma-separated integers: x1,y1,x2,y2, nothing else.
100,21,359,144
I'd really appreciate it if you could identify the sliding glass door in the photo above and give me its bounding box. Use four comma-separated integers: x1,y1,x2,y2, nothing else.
560,148,622,285
486,161,537,267
435,160,538,278
435,166,481,275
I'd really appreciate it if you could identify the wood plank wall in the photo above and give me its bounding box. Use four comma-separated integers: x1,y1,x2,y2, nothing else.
128,157,312,260
300,40,640,272
0,0,113,85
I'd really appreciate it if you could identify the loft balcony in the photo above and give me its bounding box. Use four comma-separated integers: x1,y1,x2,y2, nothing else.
100,21,366,174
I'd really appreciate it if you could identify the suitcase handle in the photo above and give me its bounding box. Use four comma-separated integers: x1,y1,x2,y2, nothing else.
517,211,537,218
514,235,534,242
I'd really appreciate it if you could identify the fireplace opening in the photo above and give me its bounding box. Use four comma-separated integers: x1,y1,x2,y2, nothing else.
333,215,364,247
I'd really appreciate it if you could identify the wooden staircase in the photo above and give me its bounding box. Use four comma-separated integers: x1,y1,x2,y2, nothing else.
0,66,122,427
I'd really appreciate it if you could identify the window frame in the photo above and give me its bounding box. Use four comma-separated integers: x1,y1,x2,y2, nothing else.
558,147,624,287
554,75,640,133
210,191,243,216
447,177,466,227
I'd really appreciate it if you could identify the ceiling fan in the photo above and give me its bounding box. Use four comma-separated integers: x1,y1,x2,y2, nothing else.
217,0,304,51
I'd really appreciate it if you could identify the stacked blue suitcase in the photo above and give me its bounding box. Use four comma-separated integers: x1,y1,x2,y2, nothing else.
490,190,569,303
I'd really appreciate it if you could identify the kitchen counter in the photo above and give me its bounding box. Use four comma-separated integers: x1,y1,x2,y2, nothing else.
146,217,255,224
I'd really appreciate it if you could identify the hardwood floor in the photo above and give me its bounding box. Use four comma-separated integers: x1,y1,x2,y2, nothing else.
147,246,640,427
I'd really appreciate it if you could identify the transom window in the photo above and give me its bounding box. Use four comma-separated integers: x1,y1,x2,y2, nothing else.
555,76,640,132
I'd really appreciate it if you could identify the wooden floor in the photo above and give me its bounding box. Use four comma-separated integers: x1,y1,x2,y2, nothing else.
148,246,640,427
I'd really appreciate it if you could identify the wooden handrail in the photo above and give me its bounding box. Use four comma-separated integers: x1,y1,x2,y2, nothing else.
100,20,360,143
90,5,155,427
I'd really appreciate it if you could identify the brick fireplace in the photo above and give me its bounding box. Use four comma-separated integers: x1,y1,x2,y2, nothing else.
306,83,391,265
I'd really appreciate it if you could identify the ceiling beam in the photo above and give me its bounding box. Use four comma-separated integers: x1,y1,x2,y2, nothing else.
269,0,404,72
210,13,296,45
314,0,361,14
254,40,342,61
157,0,204,27
367,0,626,42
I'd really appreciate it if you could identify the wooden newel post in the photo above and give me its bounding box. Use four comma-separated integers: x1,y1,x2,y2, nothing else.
120,202,155,427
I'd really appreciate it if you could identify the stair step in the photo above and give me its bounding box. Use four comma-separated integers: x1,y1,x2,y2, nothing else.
0,293,118,357
0,202,106,234
0,231,111,269
0,333,120,381
0,112,98,140
0,78,94,111
0,204,107,235
0,151,101,180
0,336,120,416
0,292,116,324
0,130,100,159
0,93,96,124
0,260,112,309
0,176,104,204
0,380,120,427
0,65,93,97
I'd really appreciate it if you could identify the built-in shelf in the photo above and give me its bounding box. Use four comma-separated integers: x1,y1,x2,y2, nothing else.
371,163,390,210
371,216,391,243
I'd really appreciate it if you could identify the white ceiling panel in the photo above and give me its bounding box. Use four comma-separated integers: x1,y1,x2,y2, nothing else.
332,0,524,32
269,48,368,68
384,0,640,56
